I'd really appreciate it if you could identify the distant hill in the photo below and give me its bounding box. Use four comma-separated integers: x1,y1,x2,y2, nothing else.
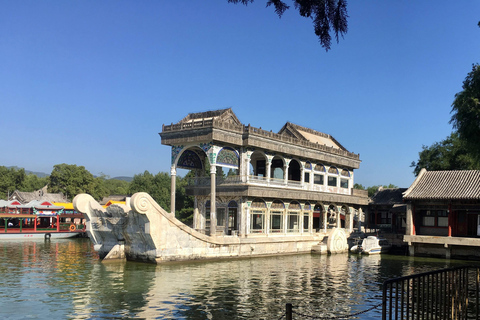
26,170,49,178
111,176,133,182
7,166,133,182
7,166,49,178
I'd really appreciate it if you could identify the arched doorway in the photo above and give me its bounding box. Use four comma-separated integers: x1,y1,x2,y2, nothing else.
227,200,238,235
313,204,324,232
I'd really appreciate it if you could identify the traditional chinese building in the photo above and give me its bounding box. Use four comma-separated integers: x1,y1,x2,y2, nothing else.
160,108,368,238
404,169,480,259
368,187,407,233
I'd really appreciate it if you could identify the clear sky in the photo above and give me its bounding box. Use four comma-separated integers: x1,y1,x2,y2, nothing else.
1,1,479,188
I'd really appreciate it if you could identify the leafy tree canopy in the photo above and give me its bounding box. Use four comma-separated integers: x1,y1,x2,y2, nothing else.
48,164,108,201
450,64,480,161
0,166,48,199
411,133,479,176
128,171,194,224
228,0,348,50
353,183,398,197
103,178,130,196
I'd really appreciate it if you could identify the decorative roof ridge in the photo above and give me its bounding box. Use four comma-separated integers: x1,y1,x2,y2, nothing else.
282,122,348,152
180,108,235,123
283,122,330,139
403,168,427,199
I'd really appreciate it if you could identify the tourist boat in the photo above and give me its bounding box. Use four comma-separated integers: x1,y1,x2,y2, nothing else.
0,212,86,240
350,236,391,254
0,200,86,240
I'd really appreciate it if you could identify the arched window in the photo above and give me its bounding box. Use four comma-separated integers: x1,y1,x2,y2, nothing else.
304,162,312,184
227,201,238,234
177,149,203,169
327,166,338,187
250,199,266,233
250,151,267,179
270,200,285,233
313,164,325,186
304,202,311,232
313,204,323,231
270,156,284,180
288,159,301,182
340,169,350,189
287,201,301,233
217,147,239,169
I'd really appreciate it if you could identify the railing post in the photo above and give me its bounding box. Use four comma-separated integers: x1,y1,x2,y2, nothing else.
382,283,387,320
286,303,293,320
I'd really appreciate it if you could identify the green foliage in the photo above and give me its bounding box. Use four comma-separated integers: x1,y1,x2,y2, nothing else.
353,182,400,197
367,184,398,197
128,171,195,225
228,0,348,51
48,164,108,201
0,166,48,199
410,132,479,176
129,171,171,211
103,178,130,196
353,183,365,190
450,64,480,161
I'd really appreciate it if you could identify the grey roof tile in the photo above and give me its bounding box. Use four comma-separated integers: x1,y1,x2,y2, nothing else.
404,170,480,200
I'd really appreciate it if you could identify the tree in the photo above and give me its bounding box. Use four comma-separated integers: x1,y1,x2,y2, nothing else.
129,171,171,212
450,64,480,161
129,171,195,225
23,173,48,192
353,183,365,190
410,132,479,176
228,0,348,50
48,164,107,200
103,178,130,196
0,166,49,199
367,184,398,197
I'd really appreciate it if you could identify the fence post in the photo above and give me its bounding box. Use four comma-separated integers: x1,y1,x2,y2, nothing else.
286,303,293,320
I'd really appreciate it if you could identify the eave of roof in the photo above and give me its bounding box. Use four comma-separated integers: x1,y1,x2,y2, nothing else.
403,169,480,200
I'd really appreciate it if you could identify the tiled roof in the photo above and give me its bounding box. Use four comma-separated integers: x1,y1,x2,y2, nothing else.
179,108,241,125
403,169,480,200
278,122,348,151
370,188,408,205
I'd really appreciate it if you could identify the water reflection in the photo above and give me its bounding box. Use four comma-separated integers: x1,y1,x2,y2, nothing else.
0,240,476,320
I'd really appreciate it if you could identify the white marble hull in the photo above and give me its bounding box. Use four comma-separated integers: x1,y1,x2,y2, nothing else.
73,192,348,263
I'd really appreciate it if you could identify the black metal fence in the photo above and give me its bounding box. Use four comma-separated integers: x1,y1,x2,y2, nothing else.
382,266,480,320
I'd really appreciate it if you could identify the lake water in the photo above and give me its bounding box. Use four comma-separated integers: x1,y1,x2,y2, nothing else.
0,238,476,320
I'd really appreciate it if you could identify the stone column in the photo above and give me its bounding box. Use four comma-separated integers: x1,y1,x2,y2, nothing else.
246,158,251,183
300,165,305,188
265,206,270,235
284,164,289,186
323,205,328,232
348,207,354,232
358,208,364,232
193,197,200,230
238,201,245,237
336,206,342,228
299,207,303,235
170,166,176,216
266,158,272,186
210,165,217,236
309,211,313,233
406,203,414,236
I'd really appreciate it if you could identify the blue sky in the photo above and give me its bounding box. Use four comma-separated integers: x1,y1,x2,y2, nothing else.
1,1,479,188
